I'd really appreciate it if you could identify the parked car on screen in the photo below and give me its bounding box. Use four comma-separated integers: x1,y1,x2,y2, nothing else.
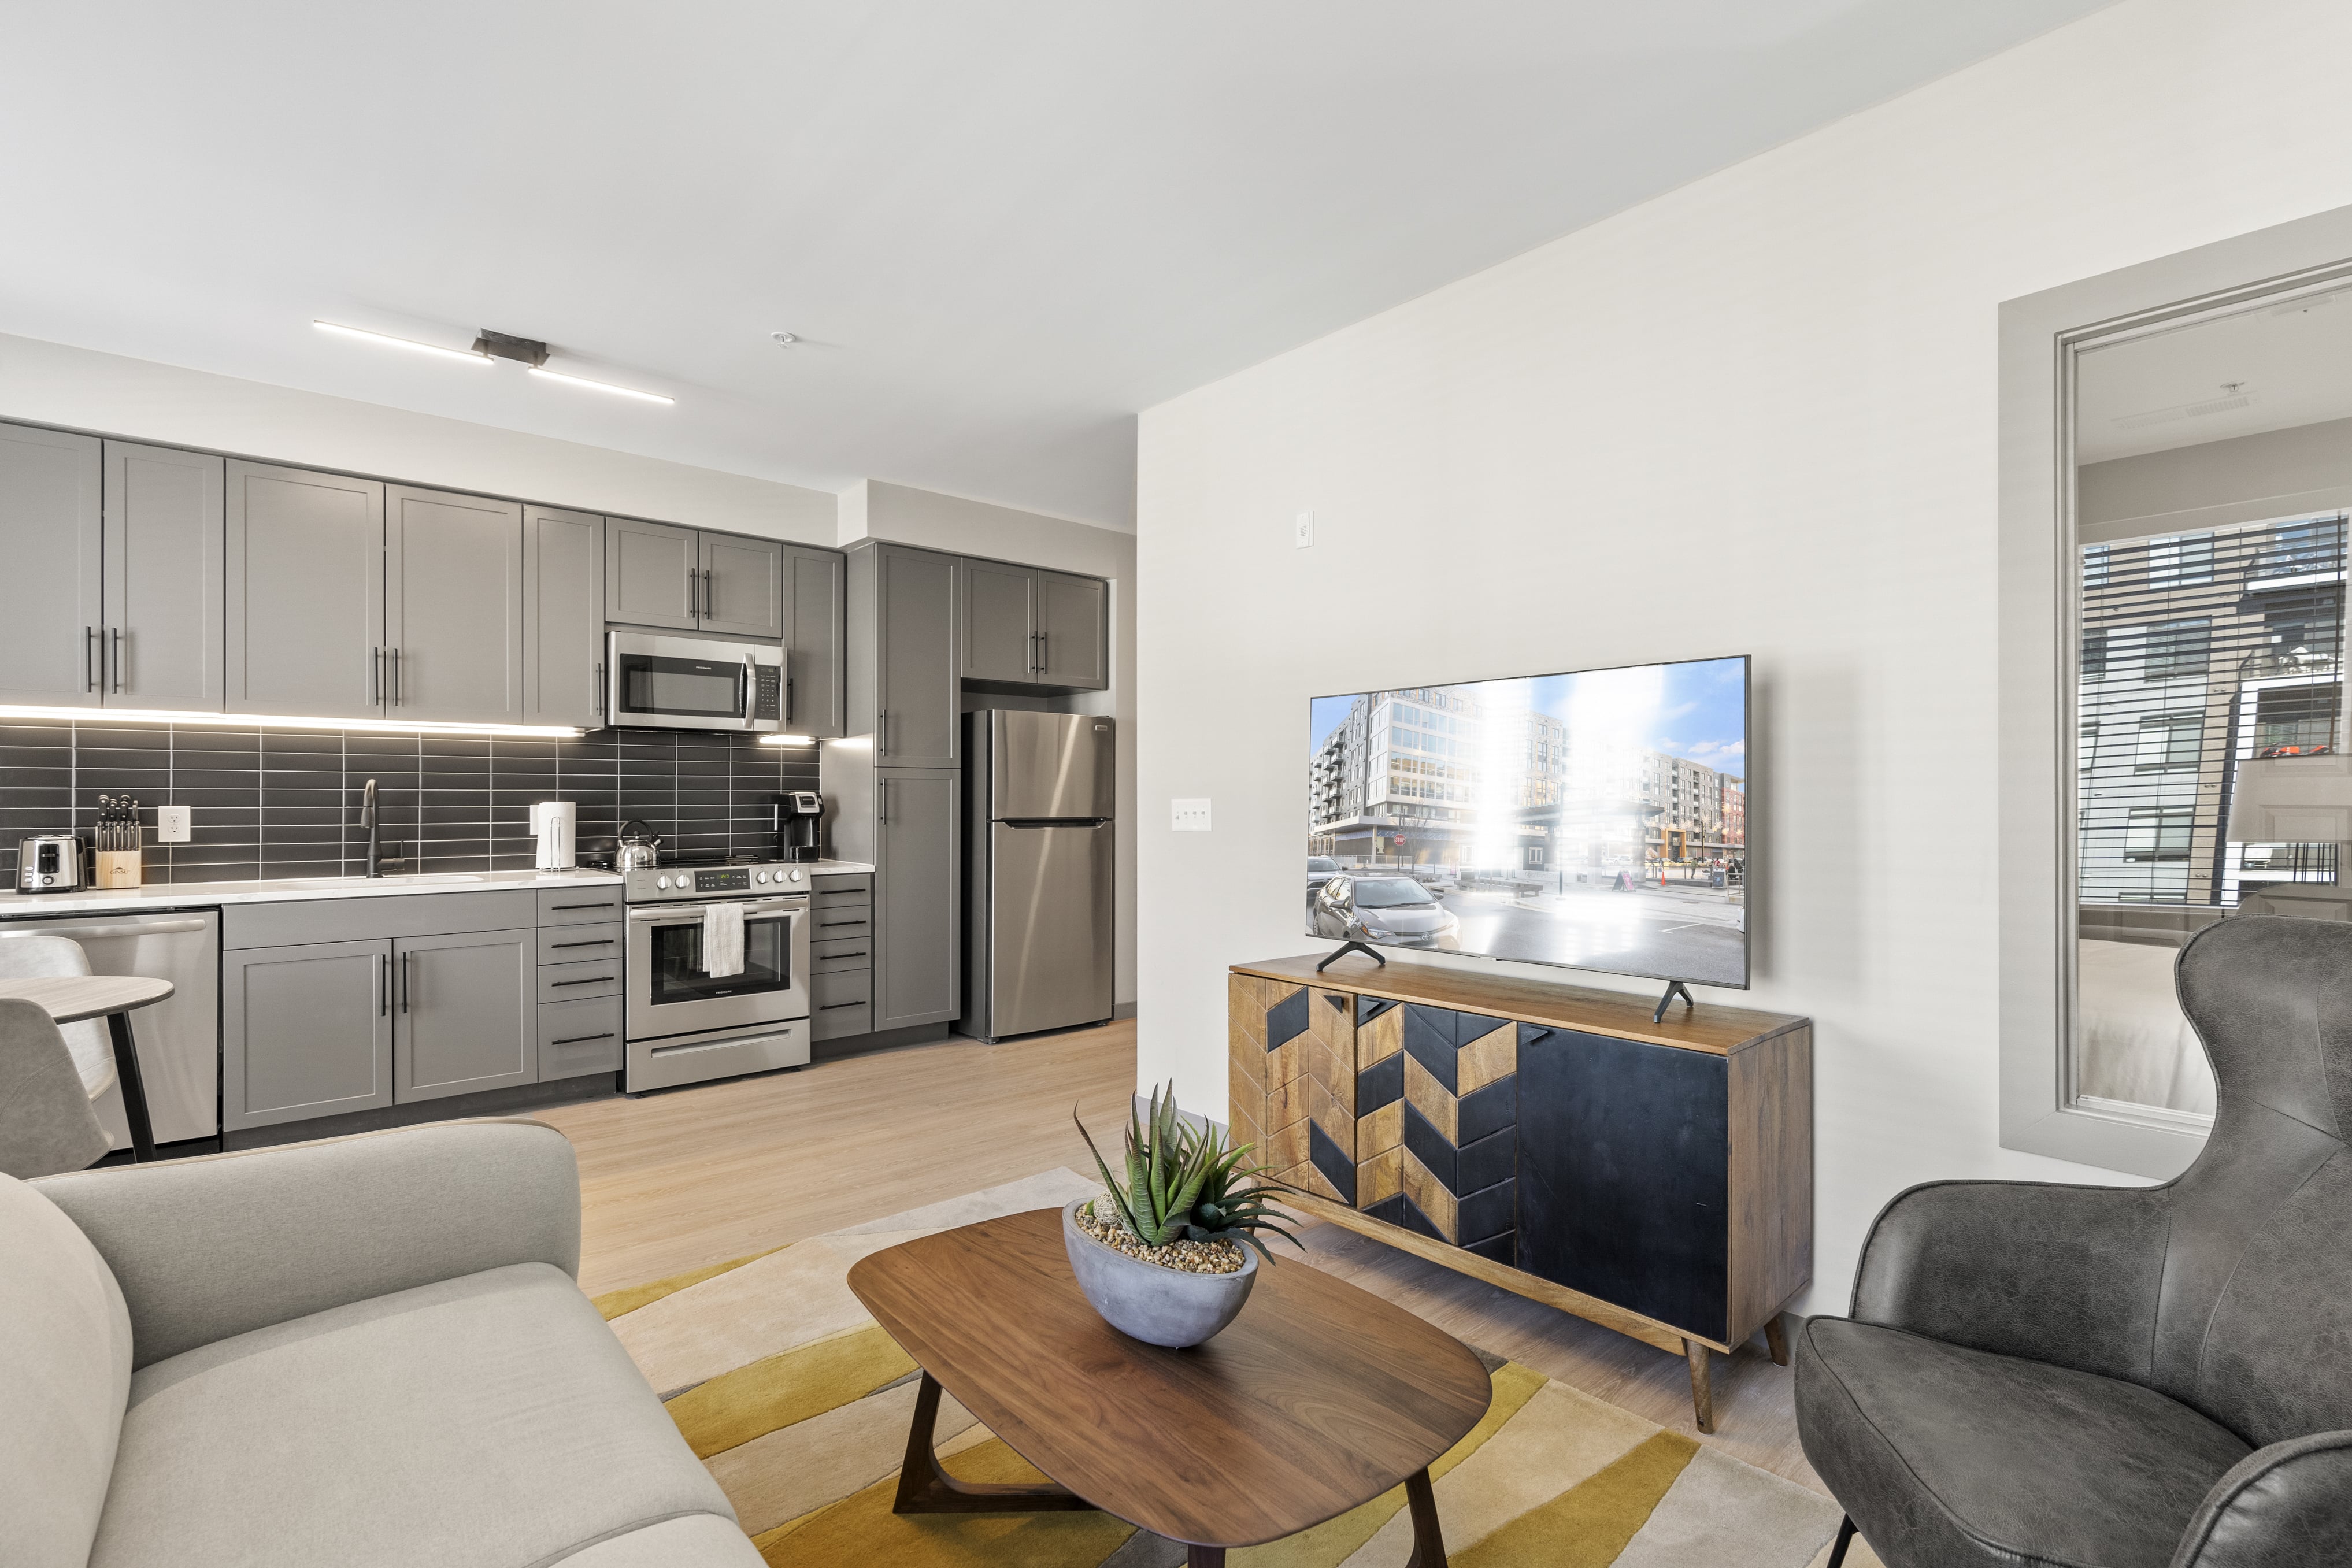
1307,856,1343,902
1312,874,1461,949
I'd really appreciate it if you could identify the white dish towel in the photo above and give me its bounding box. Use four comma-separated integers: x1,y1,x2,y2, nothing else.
702,902,746,978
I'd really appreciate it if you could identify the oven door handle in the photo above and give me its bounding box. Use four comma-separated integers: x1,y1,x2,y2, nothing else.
627,901,808,924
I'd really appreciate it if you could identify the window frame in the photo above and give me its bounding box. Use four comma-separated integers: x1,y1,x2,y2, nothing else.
1998,204,2352,1180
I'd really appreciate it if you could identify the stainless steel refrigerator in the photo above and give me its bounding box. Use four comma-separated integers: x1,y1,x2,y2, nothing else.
962,710,1116,1041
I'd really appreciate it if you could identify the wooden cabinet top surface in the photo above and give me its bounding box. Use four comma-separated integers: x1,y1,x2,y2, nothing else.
1230,953,1805,1055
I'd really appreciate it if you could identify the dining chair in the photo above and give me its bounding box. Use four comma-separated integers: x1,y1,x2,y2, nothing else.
0,995,109,1177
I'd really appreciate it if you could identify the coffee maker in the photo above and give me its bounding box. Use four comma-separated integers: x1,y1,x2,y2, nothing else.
775,790,823,862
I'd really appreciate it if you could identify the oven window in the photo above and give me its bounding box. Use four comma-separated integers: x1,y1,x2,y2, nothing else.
621,655,744,718
645,914,794,1004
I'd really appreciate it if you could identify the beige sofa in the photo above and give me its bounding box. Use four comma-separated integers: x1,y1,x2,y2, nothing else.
2,1119,760,1568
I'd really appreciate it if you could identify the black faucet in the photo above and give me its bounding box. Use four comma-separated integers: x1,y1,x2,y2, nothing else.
361,777,381,878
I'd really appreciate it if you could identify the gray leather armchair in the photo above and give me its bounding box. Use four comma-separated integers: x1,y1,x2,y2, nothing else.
1797,915,2352,1568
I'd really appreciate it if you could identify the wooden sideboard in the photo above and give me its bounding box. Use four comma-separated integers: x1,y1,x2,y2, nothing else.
1228,953,1812,1431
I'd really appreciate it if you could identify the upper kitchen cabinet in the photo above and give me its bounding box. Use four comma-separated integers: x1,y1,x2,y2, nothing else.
956,557,1110,692
700,531,785,639
606,517,787,640
523,505,606,729
0,423,223,713
783,543,846,737
105,442,227,712
226,462,386,721
1036,569,1109,690
605,516,700,631
386,487,525,725
848,542,961,769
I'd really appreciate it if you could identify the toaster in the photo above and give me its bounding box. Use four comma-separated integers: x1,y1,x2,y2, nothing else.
15,834,86,893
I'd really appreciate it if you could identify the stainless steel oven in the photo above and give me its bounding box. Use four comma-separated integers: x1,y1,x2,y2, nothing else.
606,629,784,732
624,881,810,1091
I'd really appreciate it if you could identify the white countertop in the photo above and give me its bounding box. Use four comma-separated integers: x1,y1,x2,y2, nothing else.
0,868,624,918
0,861,877,919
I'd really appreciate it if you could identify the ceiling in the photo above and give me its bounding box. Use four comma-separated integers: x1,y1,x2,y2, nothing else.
2077,286,2352,464
0,2,2116,528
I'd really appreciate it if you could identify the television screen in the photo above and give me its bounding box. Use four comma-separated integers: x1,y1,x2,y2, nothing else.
1307,655,1750,987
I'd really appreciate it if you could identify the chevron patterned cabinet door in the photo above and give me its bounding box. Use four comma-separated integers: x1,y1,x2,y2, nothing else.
1236,979,1358,1203
1352,1000,1518,1263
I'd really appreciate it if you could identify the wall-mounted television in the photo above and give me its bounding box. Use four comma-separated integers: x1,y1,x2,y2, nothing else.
1307,655,1750,988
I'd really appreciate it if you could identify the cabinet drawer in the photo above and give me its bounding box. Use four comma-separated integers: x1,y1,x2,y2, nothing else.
538,887,627,925
812,935,873,973
809,908,872,942
225,889,536,949
538,996,623,1079
538,958,623,1003
811,968,871,1038
537,922,623,964
812,1000,871,1041
813,874,871,898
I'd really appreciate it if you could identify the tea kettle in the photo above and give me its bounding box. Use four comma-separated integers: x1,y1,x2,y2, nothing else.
616,819,662,872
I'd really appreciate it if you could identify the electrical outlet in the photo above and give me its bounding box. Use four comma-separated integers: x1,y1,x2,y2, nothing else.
1294,510,1314,548
1170,798,1212,832
157,805,192,843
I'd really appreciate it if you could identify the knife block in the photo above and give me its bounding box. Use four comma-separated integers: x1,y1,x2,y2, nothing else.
94,850,144,889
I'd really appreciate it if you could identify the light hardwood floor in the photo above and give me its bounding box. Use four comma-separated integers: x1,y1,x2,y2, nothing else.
535,1018,1825,1502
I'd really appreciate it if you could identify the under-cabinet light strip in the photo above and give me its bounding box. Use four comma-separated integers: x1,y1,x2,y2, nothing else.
0,705,581,740
758,734,817,746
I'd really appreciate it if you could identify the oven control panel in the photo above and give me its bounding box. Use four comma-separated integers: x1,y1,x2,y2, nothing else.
695,868,751,893
623,861,823,902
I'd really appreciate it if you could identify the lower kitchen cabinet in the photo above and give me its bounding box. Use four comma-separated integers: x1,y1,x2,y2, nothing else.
223,939,395,1130
393,927,536,1102
538,995,623,1080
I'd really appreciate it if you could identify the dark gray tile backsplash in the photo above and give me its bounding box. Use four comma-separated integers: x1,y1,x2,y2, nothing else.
0,721,818,883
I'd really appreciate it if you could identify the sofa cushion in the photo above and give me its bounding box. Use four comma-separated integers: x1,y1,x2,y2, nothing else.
90,1262,746,1568
564,1514,765,1565
0,1172,132,1568
1797,1315,2250,1568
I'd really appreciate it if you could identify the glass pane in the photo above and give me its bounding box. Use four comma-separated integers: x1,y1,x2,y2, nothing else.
621,655,743,718
645,914,794,1004
2071,294,2352,1123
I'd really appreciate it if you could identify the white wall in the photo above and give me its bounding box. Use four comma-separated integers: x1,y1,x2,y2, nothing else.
841,480,1139,1008
2081,416,2352,539
1135,0,2352,1313
0,332,838,541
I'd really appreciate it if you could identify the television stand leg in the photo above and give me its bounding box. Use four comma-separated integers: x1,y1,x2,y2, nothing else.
1318,941,1387,973
1653,979,1694,1024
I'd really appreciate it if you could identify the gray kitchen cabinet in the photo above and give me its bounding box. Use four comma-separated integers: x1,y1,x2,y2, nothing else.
606,516,701,631
386,486,525,725
393,926,536,1102
961,557,1036,683
1037,569,1110,690
225,461,386,720
103,441,226,712
783,543,846,737
223,939,394,1130
875,769,959,1030
523,504,605,729
0,422,102,708
701,531,785,639
853,543,960,768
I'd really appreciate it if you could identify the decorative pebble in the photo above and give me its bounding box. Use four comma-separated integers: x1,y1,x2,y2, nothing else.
1077,1202,1247,1274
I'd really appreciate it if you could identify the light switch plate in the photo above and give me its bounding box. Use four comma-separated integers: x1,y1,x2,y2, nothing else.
157,805,192,843
1170,798,1212,832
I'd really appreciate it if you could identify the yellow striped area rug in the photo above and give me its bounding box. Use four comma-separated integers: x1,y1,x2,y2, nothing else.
596,1169,1853,1568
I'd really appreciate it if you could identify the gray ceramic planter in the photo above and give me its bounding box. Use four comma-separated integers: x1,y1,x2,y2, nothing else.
1062,1197,1257,1348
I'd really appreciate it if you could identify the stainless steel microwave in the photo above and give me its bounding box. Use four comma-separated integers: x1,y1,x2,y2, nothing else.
605,631,785,732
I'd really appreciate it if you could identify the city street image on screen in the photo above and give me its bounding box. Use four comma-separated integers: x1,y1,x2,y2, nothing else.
1307,656,1749,987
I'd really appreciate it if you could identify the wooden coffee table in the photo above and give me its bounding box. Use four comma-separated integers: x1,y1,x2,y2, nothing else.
846,1206,1492,1567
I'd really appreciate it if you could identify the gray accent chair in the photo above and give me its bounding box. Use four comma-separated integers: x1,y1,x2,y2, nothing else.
1,1118,762,1568
1796,915,2352,1568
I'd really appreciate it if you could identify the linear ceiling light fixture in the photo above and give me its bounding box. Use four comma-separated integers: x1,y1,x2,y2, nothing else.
0,704,580,740
313,320,491,364
526,366,676,404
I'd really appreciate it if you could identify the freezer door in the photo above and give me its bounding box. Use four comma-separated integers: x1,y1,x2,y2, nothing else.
988,710,1114,822
988,821,1114,1037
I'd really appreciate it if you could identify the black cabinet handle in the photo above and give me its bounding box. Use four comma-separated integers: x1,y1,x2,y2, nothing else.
550,938,615,948
820,919,865,928
550,975,614,988
551,1031,615,1046
820,1000,864,1010
400,951,410,1013
550,900,616,911
827,950,868,960
1522,1025,1555,1043
1324,992,1348,1011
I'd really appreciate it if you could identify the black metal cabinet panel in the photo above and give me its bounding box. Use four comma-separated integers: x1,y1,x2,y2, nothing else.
1518,1026,1731,1343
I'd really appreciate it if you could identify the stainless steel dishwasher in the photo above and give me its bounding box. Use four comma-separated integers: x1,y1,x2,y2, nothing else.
0,909,220,1148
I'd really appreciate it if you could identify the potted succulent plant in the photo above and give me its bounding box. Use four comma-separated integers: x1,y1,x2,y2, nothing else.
1065,1083,1299,1348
